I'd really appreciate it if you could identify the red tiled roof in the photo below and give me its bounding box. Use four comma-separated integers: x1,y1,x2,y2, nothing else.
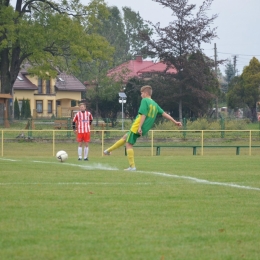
138,62,177,74
107,57,154,82
107,56,177,82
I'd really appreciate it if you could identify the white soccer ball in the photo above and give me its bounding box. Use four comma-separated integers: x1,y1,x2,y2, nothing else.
56,150,68,162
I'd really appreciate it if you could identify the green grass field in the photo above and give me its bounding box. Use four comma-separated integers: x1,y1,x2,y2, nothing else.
1,150,260,259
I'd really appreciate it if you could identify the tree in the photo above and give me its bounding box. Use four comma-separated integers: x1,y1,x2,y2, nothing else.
25,99,31,118
78,5,153,122
20,98,26,119
14,98,20,119
122,7,153,59
140,0,220,120
124,78,144,119
0,0,113,94
93,5,153,66
228,57,260,120
141,51,218,118
224,60,236,91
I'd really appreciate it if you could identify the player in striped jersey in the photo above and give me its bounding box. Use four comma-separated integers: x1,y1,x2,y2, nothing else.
72,103,93,161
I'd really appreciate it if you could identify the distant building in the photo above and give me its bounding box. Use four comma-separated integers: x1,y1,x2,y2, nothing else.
13,66,85,118
107,55,177,83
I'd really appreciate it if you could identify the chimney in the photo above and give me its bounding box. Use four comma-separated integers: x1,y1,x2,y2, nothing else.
135,55,143,62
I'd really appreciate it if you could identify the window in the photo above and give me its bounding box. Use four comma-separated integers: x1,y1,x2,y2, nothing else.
46,79,50,94
48,100,52,113
38,79,42,94
36,100,43,113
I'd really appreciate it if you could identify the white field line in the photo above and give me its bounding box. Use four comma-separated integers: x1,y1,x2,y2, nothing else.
32,160,118,171
0,158,260,191
138,171,260,192
0,182,155,186
0,158,20,162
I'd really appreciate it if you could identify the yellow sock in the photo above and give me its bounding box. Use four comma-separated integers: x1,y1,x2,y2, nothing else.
107,139,125,152
127,148,135,168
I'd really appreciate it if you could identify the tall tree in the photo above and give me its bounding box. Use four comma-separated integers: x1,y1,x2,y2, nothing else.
122,7,153,59
77,5,153,122
0,0,113,94
96,6,129,66
14,97,20,119
140,0,219,120
25,98,31,118
227,57,260,120
141,52,218,118
225,60,236,85
20,98,25,119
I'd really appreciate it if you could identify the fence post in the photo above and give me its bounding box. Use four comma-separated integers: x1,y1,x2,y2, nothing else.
220,118,225,138
1,130,3,157
259,119,260,140
101,130,104,156
201,130,204,156
28,118,33,138
249,130,252,156
183,117,187,139
151,130,154,156
67,118,71,137
105,118,110,138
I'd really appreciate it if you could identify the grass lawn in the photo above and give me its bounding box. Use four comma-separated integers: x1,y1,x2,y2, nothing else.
1,152,260,260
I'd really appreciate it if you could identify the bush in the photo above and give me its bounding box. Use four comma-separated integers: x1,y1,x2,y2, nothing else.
153,120,180,130
152,117,247,131
225,119,247,130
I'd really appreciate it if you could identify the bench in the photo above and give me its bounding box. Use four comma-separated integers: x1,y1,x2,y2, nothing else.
125,145,260,155
125,145,198,156
54,120,68,129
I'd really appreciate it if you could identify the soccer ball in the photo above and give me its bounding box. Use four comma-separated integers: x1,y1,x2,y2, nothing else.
56,150,68,162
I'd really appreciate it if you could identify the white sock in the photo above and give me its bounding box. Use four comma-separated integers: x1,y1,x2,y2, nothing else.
84,147,89,159
78,147,82,158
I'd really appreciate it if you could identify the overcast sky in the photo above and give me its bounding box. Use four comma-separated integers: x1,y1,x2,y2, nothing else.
83,0,260,75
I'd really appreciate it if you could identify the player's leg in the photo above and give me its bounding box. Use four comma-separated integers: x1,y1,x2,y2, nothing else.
83,132,90,160
78,142,83,160
77,133,83,160
104,133,127,155
83,142,89,160
124,132,138,171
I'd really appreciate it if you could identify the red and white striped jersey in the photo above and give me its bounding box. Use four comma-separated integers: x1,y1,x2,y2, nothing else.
73,111,93,133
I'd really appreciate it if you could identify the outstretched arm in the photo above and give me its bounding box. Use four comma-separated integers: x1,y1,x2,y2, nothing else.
138,114,146,136
162,112,182,127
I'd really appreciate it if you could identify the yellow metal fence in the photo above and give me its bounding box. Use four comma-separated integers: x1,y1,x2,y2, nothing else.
1,129,260,157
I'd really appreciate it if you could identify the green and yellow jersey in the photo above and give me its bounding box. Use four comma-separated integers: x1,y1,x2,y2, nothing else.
130,98,164,135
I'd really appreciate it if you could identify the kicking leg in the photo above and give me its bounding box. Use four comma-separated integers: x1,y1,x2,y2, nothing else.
104,134,127,155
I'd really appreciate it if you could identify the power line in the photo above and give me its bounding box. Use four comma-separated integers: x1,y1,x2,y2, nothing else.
218,52,260,57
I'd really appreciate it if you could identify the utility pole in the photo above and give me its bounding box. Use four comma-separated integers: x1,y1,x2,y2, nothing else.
233,55,237,76
214,43,218,119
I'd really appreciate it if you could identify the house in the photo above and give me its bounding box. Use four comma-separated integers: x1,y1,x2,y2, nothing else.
13,67,85,118
107,55,177,83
